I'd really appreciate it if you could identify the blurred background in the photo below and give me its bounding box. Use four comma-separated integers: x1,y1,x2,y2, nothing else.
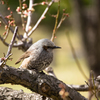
0,0,100,98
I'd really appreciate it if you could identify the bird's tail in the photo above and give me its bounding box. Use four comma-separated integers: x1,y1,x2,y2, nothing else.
15,60,21,64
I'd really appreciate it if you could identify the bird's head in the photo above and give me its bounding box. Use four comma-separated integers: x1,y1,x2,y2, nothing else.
34,39,61,52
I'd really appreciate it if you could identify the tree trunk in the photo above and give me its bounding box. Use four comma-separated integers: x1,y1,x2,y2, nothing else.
73,0,100,77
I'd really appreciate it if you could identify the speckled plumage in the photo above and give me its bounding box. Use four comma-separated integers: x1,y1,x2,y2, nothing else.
15,39,61,72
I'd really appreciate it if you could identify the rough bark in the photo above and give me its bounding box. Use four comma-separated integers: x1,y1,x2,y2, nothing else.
0,65,87,100
0,87,51,100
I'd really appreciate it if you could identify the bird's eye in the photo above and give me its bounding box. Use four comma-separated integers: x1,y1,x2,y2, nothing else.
43,45,48,50
43,45,53,50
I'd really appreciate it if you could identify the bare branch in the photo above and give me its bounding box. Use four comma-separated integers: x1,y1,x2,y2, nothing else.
6,26,18,57
66,32,88,80
0,27,18,67
51,1,60,42
0,65,87,100
27,0,55,38
89,71,99,100
23,0,34,39
33,2,48,6
57,13,68,29
0,35,9,46
0,34,31,52
0,35,23,48
0,13,14,33
3,25,10,40
0,53,12,67
19,0,25,30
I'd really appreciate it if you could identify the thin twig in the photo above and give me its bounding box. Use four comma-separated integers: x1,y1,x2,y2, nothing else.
27,0,54,38
0,53,12,67
0,35,9,46
57,14,67,29
51,1,60,42
0,26,18,66
3,24,10,40
90,71,99,100
0,13,14,33
45,1,60,77
33,2,48,7
19,0,25,30
85,81,94,94
66,32,88,80
85,80,99,100
23,0,33,39
6,26,18,57
0,35,23,47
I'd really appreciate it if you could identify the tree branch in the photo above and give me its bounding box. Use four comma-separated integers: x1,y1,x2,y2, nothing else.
0,13,14,33
27,0,54,38
70,84,90,91
6,26,18,57
0,35,9,46
51,1,60,42
0,34,32,52
0,65,87,100
66,32,88,80
23,0,33,39
0,87,52,100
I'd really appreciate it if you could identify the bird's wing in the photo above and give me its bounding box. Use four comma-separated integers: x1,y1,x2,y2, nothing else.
15,51,31,64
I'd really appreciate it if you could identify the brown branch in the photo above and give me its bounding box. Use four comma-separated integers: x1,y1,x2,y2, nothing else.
48,1,60,78
0,65,87,100
0,35,9,46
0,35,23,47
51,1,60,42
3,24,10,40
0,53,12,67
89,71,99,100
66,32,88,80
0,87,51,100
0,13,14,33
0,34,32,52
6,26,18,57
0,26,18,67
33,2,48,6
0,13,21,40
57,12,68,29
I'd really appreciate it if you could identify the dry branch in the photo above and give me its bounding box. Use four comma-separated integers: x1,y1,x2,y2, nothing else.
6,26,18,57
0,13,14,33
23,0,33,39
66,32,88,80
0,65,87,100
27,0,55,38
0,87,51,100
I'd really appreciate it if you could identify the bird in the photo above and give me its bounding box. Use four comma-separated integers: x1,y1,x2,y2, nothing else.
15,39,61,72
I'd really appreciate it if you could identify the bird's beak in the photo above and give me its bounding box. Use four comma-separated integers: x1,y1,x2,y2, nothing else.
53,46,61,49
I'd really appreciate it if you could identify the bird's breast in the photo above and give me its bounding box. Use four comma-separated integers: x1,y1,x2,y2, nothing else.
27,50,53,71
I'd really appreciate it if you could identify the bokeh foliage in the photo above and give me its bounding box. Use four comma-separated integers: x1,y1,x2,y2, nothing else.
1,0,92,28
